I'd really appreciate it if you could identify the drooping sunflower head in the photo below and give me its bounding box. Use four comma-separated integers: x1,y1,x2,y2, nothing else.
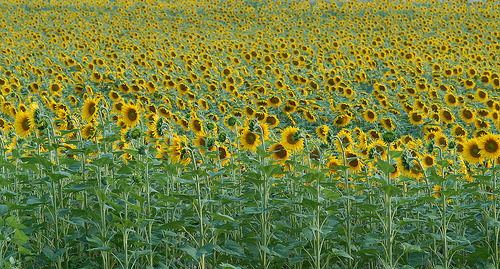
316,125,329,141
269,143,289,162
345,151,362,172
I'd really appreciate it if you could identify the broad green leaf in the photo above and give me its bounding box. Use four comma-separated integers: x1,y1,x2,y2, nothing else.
376,159,395,174
332,248,353,260
323,189,341,201
13,229,28,244
380,184,401,197
221,240,245,258
213,212,235,222
402,242,423,253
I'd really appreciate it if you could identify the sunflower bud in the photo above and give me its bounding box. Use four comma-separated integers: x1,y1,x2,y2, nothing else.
206,138,216,149
382,131,397,143
448,140,456,150
156,117,168,137
426,140,435,154
126,127,142,140
206,121,216,131
249,119,257,132
132,174,142,183
401,150,412,170
218,131,227,143
138,145,148,155
223,118,234,129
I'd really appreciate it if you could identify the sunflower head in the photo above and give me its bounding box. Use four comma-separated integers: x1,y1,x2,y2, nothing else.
281,126,304,152
14,111,34,138
463,138,483,164
121,103,141,128
479,133,500,160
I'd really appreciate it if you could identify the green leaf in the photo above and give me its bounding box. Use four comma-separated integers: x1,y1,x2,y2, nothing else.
402,242,423,253
301,198,321,209
18,245,32,255
88,247,111,252
117,166,134,174
91,153,114,167
486,217,500,227
323,189,341,201
213,212,235,222
221,240,245,258
243,207,262,214
180,244,197,260
376,159,395,174
0,204,8,216
13,229,28,244
43,246,56,262
221,263,242,269
380,184,401,197
332,248,353,260
259,164,282,177
388,150,403,158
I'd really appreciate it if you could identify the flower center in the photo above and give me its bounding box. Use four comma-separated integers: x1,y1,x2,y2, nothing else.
246,133,256,144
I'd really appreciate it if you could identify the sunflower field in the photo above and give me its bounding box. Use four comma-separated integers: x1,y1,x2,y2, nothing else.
2,0,500,268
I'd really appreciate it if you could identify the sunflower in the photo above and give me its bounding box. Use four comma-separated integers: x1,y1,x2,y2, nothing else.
82,97,99,123
325,157,341,176
14,111,34,138
281,126,304,152
265,115,279,128
440,109,454,124
304,110,316,123
333,114,351,127
363,109,377,123
474,118,490,130
444,93,458,107
380,117,395,130
452,125,467,137
193,135,215,154
239,128,261,151
91,71,103,83
462,138,483,164
269,143,289,162
478,133,500,160
434,132,448,148
464,79,476,90
121,103,141,128
345,151,363,172
460,108,475,123
216,144,231,166
189,118,205,136
408,112,424,125
268,96,281,107
109,90,121,102
81,124,96,140
432,185,442,199
316,125,329,141
367,139,387,160
169,135,191,166
475,89,488,102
